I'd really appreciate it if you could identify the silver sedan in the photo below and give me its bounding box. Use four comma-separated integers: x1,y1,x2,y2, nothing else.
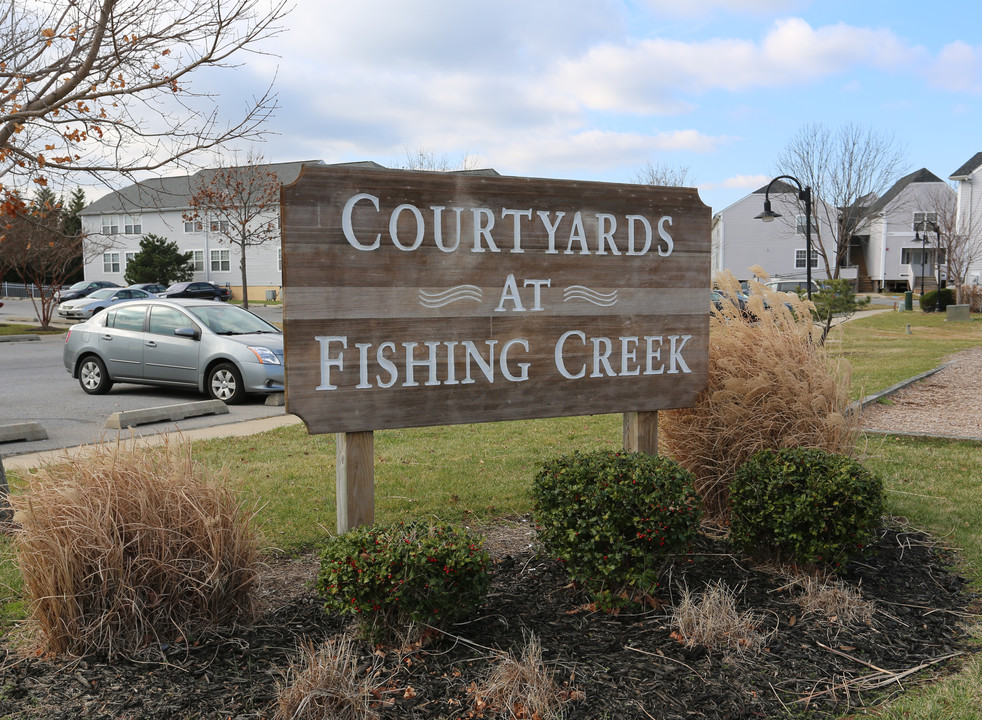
57,286,155,320
63,298,284,403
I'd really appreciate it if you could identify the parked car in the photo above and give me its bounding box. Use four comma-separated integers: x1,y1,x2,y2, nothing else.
63,298,283,403
55,280,120,303
157,281,232,301
128,282,168,295
57,287,156,320
765,279,822,295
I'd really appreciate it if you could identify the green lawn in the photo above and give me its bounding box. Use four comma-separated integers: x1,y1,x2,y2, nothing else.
2,308,982,717
830,311,982,399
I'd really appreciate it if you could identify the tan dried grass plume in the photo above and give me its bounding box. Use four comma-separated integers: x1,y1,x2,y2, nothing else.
275,634,379,720
10,437,261,657
660,270,857,518
472,633,581,719
671,580,769,656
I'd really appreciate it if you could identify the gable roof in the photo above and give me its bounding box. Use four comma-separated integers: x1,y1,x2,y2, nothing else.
79,159,324,215
950,152,982,180
866,168,944,215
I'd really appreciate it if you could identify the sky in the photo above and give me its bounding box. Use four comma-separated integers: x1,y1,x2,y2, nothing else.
165,0,982,215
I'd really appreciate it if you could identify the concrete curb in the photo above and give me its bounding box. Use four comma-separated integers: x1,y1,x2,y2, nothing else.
105,400,229,429
847,364,949,415
0,334,40,343
862,428,982,444
0,422,47,444
1,414,302,471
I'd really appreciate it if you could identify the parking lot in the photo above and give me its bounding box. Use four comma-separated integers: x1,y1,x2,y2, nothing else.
0,298,295,465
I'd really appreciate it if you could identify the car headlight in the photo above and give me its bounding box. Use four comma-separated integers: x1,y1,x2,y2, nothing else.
248,346,281,365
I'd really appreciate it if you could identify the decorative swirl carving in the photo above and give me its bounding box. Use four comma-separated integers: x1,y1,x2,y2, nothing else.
563,285,619,307
418,285,483,308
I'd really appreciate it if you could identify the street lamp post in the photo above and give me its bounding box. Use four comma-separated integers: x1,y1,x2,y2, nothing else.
916,227,927,297
755,175,813,300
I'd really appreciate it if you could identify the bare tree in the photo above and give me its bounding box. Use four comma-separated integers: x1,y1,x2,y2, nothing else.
631,161,694,187
776,123,907,279
0,188,106,327
925,184,982,304
400,147,479,172
0,0,289,190
185,152,280,309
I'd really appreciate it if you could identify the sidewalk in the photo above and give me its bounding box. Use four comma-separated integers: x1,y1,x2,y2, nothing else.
2,414,304,471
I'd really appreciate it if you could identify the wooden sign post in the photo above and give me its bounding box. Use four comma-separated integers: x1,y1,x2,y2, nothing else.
281,166,710,532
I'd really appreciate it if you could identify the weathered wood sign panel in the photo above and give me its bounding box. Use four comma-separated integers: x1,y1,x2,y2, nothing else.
281,166,710,434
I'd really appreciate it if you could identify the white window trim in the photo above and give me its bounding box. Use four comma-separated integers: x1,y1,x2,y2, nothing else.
210,249,230,272
103,251,121,273
794,248,819,270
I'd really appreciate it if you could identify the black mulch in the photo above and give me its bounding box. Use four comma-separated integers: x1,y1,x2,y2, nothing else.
0,522,977,719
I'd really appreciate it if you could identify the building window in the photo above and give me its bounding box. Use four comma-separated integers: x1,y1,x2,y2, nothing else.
795,214,808,234
124,252,136,269
101,215,119,235
103,251,120,273
184,219,203,233
210,249,230,272
209,217,230,233
277,246,282,272
191,250,204,272
123,215,142,234
913,212,937,232
794,249,819,269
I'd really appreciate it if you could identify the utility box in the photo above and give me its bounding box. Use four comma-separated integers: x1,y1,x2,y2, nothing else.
904,291,913,311
265,290,277,302
946,304,970,322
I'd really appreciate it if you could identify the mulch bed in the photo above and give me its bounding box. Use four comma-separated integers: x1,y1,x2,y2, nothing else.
0,520,976,719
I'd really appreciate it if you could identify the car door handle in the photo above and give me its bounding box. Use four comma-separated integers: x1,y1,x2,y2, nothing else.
101,334,113,341
145,341,157,348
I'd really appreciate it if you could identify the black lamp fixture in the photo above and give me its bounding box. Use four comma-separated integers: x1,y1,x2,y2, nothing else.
915,226,927,297
755,175,813,299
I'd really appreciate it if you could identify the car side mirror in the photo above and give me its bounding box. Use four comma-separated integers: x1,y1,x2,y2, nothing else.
174,327,199,340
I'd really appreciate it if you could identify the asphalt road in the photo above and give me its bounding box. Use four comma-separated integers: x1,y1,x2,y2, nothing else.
0,298,289,459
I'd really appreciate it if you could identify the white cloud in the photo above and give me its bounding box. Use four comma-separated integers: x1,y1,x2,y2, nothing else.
711,173,772,190
550,18,917,113
928,41,982,92
639,0,807,19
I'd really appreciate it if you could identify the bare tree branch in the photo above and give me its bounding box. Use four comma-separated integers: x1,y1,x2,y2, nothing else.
184,150,280,309
0,0,290,188
776,123,907,279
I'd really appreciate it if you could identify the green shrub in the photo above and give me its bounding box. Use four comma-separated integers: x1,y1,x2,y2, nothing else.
532,451,702,606
808,278,869,320
729,448,884,568
919,287,956,312
317,522,490,631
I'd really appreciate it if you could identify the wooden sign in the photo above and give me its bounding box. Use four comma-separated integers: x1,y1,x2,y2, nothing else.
281,166,710,435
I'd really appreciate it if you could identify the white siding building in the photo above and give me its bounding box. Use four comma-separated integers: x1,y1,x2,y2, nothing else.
949,152,982,286
711,180,838,283
858,168,953,292
77,160,325,302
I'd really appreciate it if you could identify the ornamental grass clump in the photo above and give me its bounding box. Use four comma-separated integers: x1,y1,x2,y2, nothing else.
660,269,857,519
10,439,261,657
729,447,884,568
274,634,380,720
531,450,702,608
317,522,490,635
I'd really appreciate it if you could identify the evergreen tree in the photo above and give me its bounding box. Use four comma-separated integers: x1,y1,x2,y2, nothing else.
124,234,194,285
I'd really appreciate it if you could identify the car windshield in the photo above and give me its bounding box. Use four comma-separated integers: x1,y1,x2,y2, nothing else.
87,288,116,300
67,281,90,291
186,304,281,335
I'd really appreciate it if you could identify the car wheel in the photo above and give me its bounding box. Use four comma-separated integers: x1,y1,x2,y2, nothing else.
208,362,244,404
211,295,222,302
78,356,113,395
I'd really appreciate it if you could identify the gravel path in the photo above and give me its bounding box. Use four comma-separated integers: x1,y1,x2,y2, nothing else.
859,346,982,439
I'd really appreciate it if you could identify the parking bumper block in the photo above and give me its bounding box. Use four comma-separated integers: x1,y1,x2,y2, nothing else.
105,400,229,429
